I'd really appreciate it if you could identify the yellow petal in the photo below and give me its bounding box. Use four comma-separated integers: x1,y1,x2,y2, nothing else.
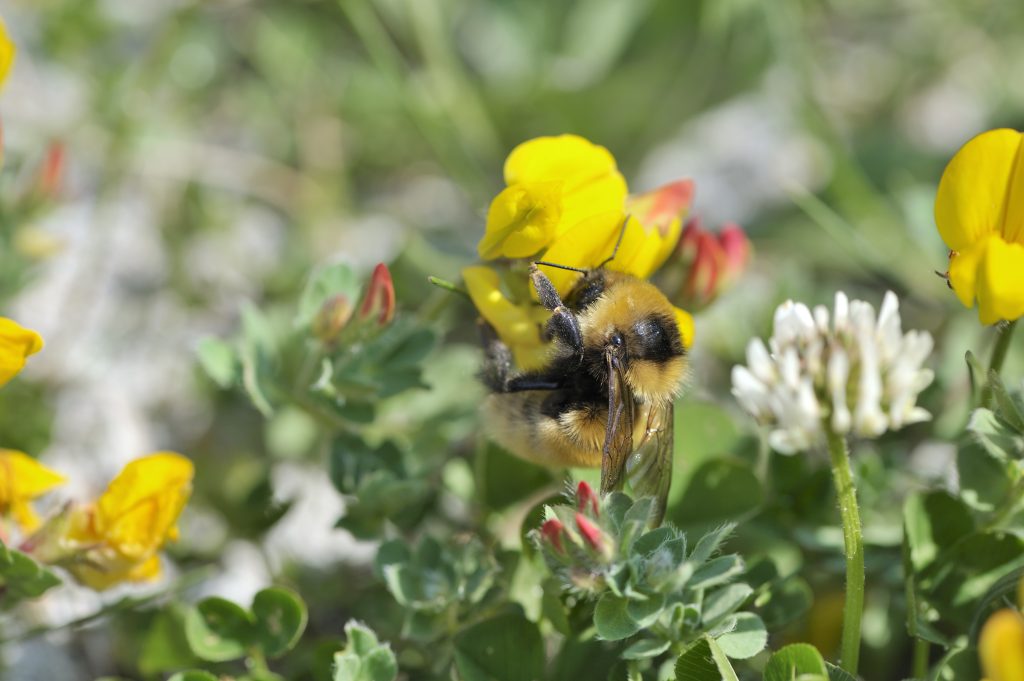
479,182,563,259
463,266,549,370
538,212,625,295
980,609,1024,681
96,452,193,558
977,236,1024,324
673,307,696,349
936,128,1024,251
505,134,617,189
0,450,65,530
0,18,14,90
0,318,43,388
607,213,683,282
504,134,628,240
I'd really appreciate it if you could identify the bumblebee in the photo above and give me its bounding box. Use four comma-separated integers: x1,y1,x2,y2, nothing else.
480,262,688,523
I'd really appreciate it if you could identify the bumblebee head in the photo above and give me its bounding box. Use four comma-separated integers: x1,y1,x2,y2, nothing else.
580,277,689,405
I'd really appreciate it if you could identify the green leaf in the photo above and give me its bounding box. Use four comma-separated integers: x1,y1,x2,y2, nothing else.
671,458,763,527
0,541,61,607
967,408,1024,460
239,302,277,416
594,593,641,641
689,555,744,590
296,263,361,329
168,672,219,681
763,643,828,681
826,663,858,681
333,621,397,681
673,638,723,681
689,524,735,564
701,584,753,626
713,612,766,659
139,605,198,676
903,491,974,574
252,587,308,658
622,637,671,660
479,441,556,510
626,592,665,628
989,370,1024,432
758,576,813,631
184,597,255,662
453,609,544,681
196,337,238,388
927,646,981,681
958,441,1014,512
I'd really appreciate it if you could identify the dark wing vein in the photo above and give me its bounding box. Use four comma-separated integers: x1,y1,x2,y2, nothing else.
627,402,674,526
601,351,635,496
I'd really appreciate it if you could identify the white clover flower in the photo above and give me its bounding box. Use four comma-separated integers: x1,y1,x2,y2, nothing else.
731,291,934,454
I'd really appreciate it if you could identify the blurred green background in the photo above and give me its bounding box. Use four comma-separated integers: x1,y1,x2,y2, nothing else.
2,0,1023,679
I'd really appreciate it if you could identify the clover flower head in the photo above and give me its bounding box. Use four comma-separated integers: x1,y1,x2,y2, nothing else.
731,291,934,454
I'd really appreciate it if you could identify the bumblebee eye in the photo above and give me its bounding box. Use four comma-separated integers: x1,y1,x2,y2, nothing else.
609,332,625,348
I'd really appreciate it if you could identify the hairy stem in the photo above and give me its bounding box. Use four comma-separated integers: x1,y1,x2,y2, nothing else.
826,427,864,675
912,637,930,679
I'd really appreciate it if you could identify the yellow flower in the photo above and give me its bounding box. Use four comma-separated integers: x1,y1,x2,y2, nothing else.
0,17,14,89
463,265,551,370
478,135,627,260
0,449,65,531
63,452,194,590
0,317,43,388
980,609,1024,681
538,180,693,296
935,128,1024,324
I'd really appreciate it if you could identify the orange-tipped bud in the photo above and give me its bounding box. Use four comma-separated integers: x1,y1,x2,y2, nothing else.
359,263,395,326
313,294,354,344
575,513,604,552
37,141,65,198
627,179,695,240
540,518,566,553
576,480,599,517
670,218,751,311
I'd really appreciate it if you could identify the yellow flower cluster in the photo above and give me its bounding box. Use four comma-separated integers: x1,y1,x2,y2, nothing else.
936,128,1024,325
980,578,1024,681
0,318,193,590
465,134,695,368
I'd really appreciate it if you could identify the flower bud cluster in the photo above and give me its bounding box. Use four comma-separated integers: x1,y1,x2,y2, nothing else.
312,263,396,345
731,291,933,453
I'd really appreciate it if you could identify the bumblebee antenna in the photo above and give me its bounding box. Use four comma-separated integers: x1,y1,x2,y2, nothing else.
534,214,631,274
597,215,630,269
534,261,588,273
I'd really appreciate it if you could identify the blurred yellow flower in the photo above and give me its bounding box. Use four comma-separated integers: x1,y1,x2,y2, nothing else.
63,452,194,590
0,18,14,89
936,128,1024,324
0,449,65,532
0,317,43,388
478,135,627,260
980,609,1024,681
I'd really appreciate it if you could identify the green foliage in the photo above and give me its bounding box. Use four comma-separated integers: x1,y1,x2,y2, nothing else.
453,608,544,681
333,621,398,681
763,644,828,681
0,540,61,608
184,587,308,664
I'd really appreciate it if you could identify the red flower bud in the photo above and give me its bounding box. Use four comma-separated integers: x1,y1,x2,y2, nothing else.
359,263,395,326
540,518,566,553
37,141,66,198
670,218,751,311
576,480,599,517
313,293,353,344
627,179,695,239
575,513,604,552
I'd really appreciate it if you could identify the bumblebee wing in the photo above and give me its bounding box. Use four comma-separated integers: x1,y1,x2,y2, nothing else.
627,402,674,526
600,352,635,496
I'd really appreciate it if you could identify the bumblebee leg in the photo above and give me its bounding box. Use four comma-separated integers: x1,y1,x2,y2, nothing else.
529,264,583,356
478,319,513,392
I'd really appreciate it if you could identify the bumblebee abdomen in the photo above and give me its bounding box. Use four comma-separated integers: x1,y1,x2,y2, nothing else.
483,393,605,468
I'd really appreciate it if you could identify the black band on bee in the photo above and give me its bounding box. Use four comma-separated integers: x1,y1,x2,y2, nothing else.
629,314,685,363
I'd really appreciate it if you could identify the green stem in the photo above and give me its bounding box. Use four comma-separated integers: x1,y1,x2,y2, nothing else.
981,319,1018,408
912,637,930,679
825,427,864,676
990,319,1018,376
